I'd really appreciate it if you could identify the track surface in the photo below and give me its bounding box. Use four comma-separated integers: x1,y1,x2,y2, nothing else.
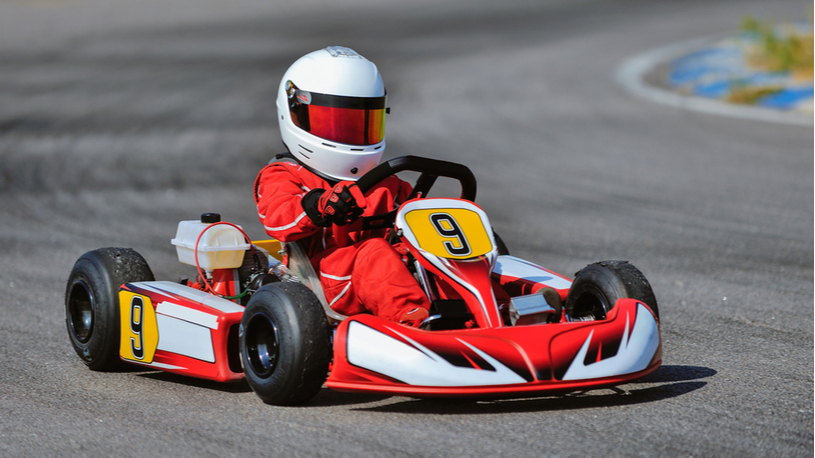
0,0,811,456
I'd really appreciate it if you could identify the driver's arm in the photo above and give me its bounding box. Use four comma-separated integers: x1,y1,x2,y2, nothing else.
254,163,322,242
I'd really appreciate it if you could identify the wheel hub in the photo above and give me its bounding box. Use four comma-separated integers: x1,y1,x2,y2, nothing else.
67,279,94,343
245,312,280,378
570,290,608,321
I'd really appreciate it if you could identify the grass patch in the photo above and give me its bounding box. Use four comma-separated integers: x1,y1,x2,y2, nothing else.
725,84,783,105
740,15,813,80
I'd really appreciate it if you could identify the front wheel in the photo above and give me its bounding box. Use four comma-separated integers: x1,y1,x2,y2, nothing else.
65,247,155,371
240,282,330,406
565,260,658,321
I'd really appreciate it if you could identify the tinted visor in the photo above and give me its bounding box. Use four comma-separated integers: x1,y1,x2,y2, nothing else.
287,81,386,146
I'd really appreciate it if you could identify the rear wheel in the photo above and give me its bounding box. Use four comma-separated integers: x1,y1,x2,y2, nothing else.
240,282,330,406
65,248,154,371
565,260,658,321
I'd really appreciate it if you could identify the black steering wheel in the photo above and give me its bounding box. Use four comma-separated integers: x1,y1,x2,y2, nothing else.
354,155,477,230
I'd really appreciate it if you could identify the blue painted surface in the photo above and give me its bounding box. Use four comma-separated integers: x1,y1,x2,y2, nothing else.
759,87,815,109
695,80,731,98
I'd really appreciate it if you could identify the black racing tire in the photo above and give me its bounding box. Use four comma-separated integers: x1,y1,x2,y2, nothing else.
565,260,658,321
240,282,330,406
65,247,155,371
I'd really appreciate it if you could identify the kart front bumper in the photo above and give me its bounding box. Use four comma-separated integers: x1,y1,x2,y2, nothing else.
326,299,661,398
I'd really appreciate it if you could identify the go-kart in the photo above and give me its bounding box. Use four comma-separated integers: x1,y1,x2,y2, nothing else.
65,156,661,406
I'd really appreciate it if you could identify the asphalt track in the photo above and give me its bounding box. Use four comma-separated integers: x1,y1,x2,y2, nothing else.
0,0,812,456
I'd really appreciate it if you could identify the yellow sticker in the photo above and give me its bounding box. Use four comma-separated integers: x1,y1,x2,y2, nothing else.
119,291,159,363
403,208,493,259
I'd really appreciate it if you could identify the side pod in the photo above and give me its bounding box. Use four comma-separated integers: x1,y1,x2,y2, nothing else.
118,281,245,382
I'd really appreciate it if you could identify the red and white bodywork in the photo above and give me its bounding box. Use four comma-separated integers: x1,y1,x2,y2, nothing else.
114,196,661,398
118,281,244,382
328,300,660,397
325,197,661,397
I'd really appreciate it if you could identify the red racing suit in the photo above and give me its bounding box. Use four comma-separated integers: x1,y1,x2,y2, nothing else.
254,161,431,322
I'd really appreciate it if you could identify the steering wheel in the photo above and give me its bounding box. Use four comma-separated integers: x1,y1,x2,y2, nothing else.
353,155,478,231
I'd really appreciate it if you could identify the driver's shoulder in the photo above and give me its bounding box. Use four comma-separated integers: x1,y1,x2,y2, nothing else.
262,161,321,183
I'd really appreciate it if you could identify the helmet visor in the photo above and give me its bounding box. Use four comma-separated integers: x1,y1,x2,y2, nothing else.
287,81,386,146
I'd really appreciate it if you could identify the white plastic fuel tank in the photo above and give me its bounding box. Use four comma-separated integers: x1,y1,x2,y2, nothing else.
171,214,249,270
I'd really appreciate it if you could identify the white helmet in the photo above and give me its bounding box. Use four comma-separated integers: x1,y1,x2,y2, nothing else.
277,46,387,182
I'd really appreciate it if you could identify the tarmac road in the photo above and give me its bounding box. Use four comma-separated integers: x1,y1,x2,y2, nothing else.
0,0,811,456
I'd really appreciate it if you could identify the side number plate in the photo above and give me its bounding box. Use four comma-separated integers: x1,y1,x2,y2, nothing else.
119,291,159,363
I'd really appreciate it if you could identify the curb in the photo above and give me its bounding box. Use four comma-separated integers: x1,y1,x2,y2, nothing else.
616,35,813,126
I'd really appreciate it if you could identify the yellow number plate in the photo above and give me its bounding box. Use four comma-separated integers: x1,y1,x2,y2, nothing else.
119,291,159,363
403,208,493,259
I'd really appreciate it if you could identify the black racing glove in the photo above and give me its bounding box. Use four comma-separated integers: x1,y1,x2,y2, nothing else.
302,181,367,227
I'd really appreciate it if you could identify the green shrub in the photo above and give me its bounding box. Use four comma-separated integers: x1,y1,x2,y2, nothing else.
740,15,813,78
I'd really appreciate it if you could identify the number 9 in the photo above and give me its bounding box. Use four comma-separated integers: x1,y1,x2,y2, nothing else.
430,213,471,256
130,296,145,359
